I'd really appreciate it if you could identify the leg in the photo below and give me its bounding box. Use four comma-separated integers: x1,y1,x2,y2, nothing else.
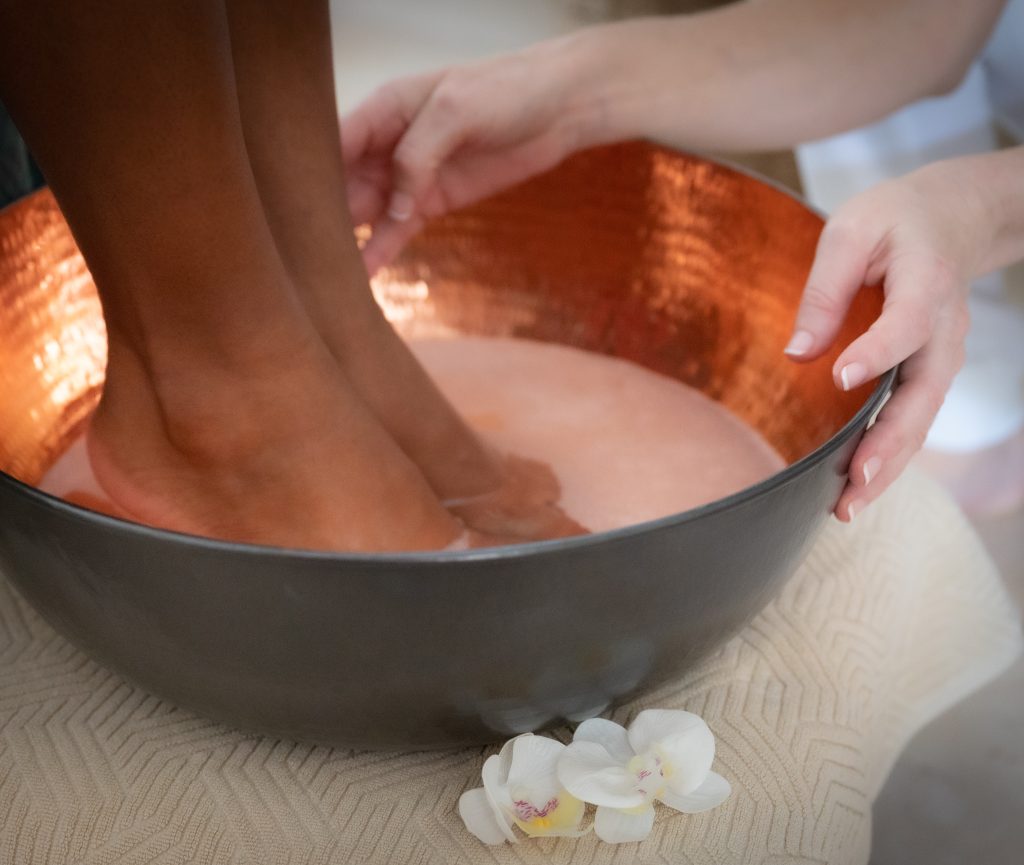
224,0,586,541
0,0,459,551
224,0,503,499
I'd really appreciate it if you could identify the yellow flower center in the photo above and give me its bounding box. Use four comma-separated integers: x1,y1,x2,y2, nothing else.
511,790,585,837
628,751,671,803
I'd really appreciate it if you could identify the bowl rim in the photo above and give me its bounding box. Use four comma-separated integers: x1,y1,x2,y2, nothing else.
1,369,894,564
0,146,898,566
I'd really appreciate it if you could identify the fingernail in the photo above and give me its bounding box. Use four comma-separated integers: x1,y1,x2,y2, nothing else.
847,500,858,522
839,362,867,391
387,191,414,222
784,330,814,357
862,456,882,485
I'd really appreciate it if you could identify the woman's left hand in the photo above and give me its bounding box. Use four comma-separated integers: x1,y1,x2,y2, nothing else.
785,158,990,521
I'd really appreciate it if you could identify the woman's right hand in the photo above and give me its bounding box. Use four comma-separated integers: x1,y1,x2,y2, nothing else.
340,37,599,272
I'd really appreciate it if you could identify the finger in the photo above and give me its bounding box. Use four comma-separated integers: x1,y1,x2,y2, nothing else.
785,220,876,361
361,213,426,274
346,179,385,229
358,139,556,272
345,161,392,227
832,253,956,391
359,133,570,271
387,81,477,223
340,74,448,229
414,128,571,216
835,438,917,523
340,99,402,172
834,320,964,521
340,71,444,166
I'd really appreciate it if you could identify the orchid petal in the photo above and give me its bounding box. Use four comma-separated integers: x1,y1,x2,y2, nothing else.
593,804,656,844
658,771,731,814
507,734,564,802
459,787,513,845
557,741,645,809
627,709,715,795
480,754,517,842
572,718,635,764
627,709,708,755
481,751,513,809
487,735,518,787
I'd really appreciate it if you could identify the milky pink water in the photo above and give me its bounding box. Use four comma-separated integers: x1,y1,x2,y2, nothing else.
413,337,784,531
41,336,785,534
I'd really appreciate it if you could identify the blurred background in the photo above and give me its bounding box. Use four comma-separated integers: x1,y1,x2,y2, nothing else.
1,1,1021,861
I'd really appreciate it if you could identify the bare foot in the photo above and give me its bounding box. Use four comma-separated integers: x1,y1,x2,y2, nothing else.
447,454,588,545
86,336,461,552
1,0,472,553
302,284,588,543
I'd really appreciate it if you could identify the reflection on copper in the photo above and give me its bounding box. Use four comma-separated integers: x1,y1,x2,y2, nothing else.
0,193,107,485
0,142,881,490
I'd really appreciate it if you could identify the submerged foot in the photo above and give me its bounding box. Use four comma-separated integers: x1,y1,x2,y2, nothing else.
86,337,461,552
304,291,587,544
448,454,588,545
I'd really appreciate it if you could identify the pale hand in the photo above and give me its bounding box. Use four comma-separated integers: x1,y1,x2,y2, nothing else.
785,159,986,521
340,42,585,273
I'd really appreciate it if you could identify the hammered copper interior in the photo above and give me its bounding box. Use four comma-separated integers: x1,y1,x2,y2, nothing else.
0,141,881,496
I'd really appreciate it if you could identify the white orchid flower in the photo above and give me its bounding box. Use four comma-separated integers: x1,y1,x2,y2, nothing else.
557,710,731,844
458,733,587,844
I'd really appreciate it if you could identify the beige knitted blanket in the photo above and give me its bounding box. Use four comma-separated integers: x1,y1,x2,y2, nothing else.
0,469,1019,865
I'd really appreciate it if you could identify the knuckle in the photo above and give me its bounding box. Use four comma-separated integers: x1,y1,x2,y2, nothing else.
819,217,861,250
392,141,426,177
885,299,933,347
824,201,878,240
372,79,411,118
906,311,933,347
912,425,930,451
429,79,467,117
801,284,840,317
923,384,947,420
875,409,919,457
864,326,918,369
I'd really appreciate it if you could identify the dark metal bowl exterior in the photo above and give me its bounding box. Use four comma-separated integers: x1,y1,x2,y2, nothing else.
0,143,893,749
0,437,862,748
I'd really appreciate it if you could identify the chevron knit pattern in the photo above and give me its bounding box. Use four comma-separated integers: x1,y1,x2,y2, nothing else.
0,468,1020,865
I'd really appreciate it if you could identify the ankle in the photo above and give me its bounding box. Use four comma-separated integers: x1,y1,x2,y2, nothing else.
97,329,334,466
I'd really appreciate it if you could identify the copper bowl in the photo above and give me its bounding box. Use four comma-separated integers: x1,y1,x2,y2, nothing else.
0,142,891,748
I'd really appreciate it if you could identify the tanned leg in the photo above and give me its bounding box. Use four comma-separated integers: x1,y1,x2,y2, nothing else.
0,0,459,551
224,0,585,542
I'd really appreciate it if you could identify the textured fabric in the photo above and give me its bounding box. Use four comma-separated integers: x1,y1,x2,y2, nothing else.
0,469,1019,865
